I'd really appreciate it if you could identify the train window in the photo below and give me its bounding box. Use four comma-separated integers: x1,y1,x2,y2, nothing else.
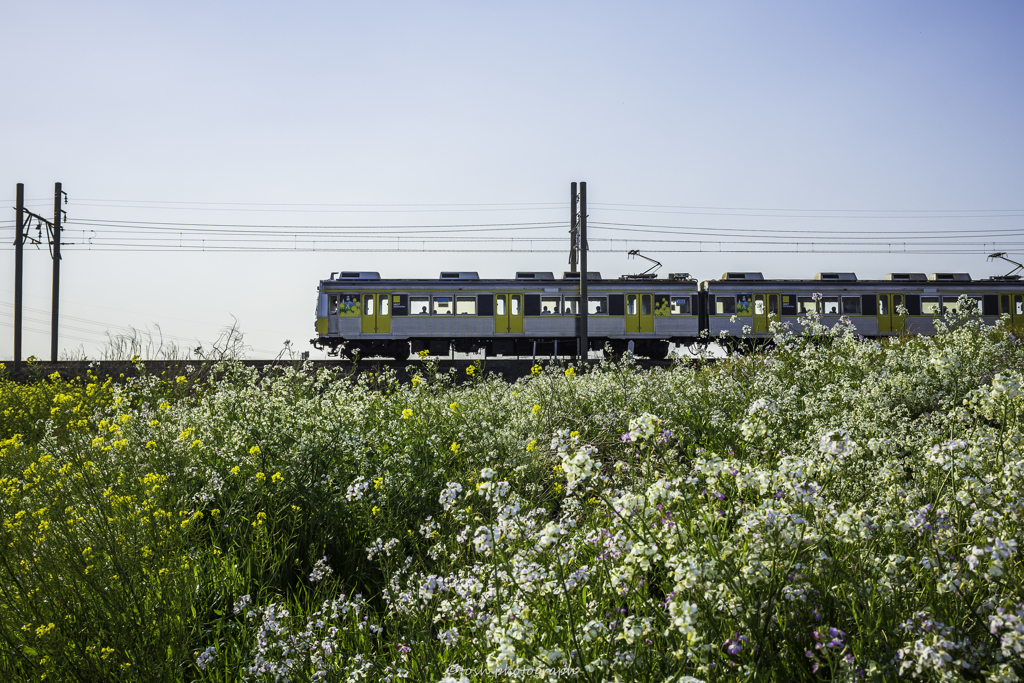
433,296,454,315
893,294,904,312
797,297,816,314
821,296,839,315
736,294,751,315
983,294,998,316
379,295,389,316
627,295,638,315
456,296,476,315
410,296,430,315
944,296,981,315
922,297,941,315
329,294,338,314
364,296,374,315
781,295,797,315
641,295,652,315
1017,295,1023,315
510,295,521,316
495,296,506,316
768,294,779,315
1001,295,1010,314
753,295,764,316
563,297,580,315
541,296,561,315
879,296,889,315
588,297,607,315
841,296,860,315
715,296,735,315
671,297,691,315
477,294,494,316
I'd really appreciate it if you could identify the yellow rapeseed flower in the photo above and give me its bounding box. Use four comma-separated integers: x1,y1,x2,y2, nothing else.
411,376,422,387
532,404,542,416
531,364,542,375
466,366,475,377
450,442,461,454
255,472,266,483
271,472,284,484
527,440,538,452
249,445,261,456
402,408,413,420
449,402,459,412
565,367,576,377
230,466,240,476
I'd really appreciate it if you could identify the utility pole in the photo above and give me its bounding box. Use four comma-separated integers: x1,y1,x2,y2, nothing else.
579,181,588,361
51,182,65,362
569,182,578,273
13,184,25,374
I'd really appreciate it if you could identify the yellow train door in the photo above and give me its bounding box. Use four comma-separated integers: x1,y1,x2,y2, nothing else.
639,294,654,333
753,294,768,333
495,294,523,333
361,293,391,333
377,294,391,334
878,294,906,334
361,294,376,333
509,294,523,333
626,294,639,333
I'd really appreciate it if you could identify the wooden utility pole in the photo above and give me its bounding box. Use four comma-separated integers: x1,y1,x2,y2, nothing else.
51,182,63,362
13,184,25,373
579,181,588,360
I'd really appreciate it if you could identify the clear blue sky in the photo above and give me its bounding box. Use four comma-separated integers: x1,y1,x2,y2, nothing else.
3,1,1023,359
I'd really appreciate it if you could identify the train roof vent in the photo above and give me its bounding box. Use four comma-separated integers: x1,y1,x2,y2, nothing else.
815,272,858,281
337,271,381,280
668,272,694,281
928,273,972,282
439,271,479,280
722,272,764,280
515,271,555,280
884,273,927,281
562,271,602,280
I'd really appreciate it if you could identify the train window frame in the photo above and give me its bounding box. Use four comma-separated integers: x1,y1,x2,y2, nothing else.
364,296,375,316
921,296,941,315
541,296,561,315
588,296,608,315
563,296,580,315
821,296,840,315
378,294,389,316
410,296,430,315
455,296,477,315
641,294,652,316
328,294,339,315
432,296,454,316
671,297,692,315
735,293,752,315
796,296,817,314
627,294,638,316
715,296,736,315
841,296,861,315
780,294,797,315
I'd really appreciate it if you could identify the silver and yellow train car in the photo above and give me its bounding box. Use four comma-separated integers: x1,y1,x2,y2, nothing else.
702,271,1024,339
311,271,701,359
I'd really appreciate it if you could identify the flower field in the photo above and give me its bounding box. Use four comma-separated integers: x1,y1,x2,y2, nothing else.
2,307,1024,682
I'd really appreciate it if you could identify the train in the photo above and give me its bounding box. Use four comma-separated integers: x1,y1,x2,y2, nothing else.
310,269,1024,360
